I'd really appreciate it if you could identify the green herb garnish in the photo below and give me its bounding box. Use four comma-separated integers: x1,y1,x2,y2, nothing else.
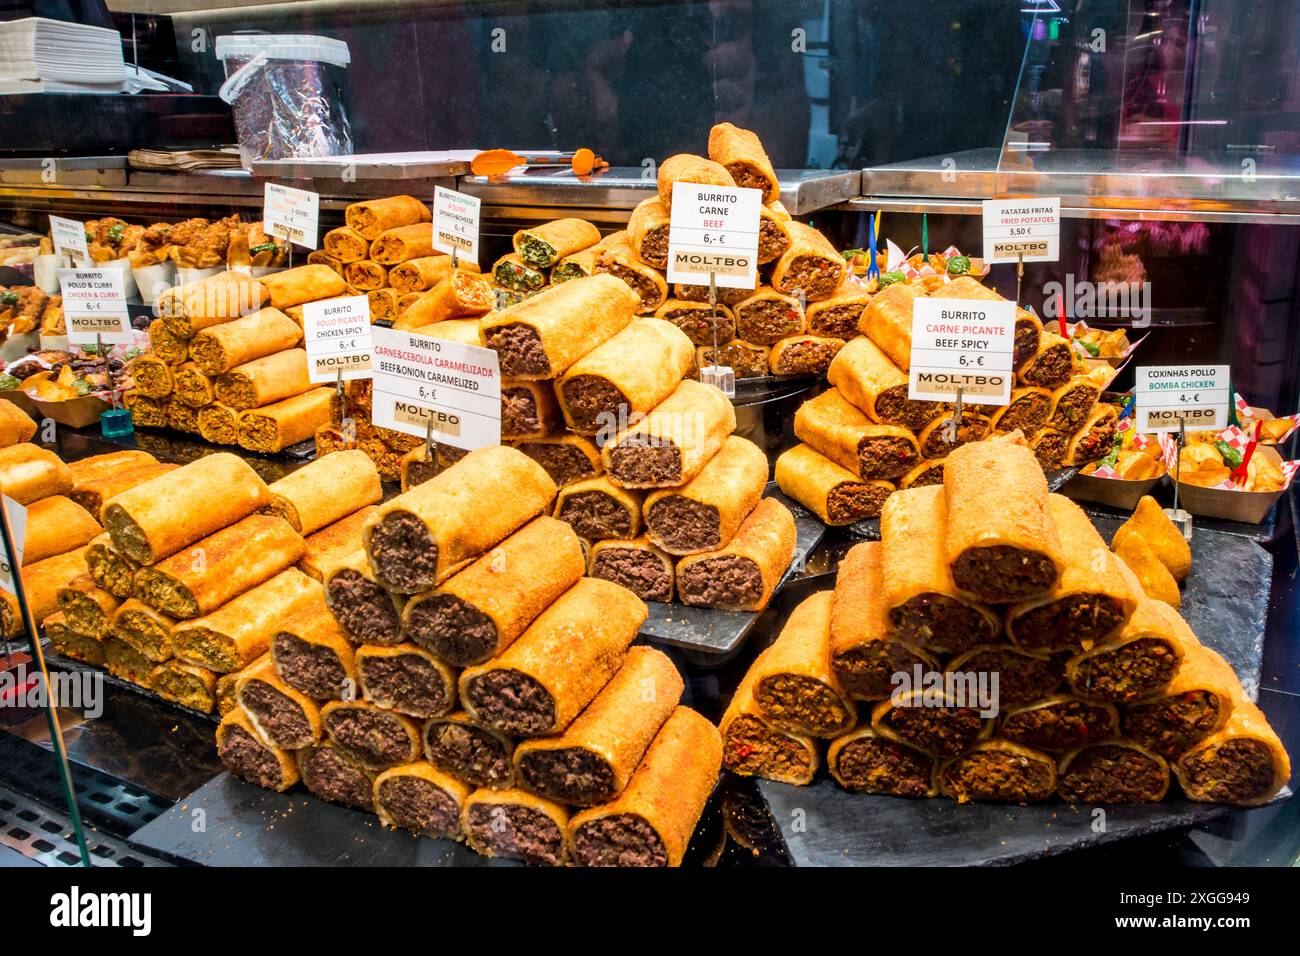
946,254,970,275
1214,440,1243,468
878,271,905,287
841,248,865,261
108,223,126,243
0,291,19,307
250,242,278,255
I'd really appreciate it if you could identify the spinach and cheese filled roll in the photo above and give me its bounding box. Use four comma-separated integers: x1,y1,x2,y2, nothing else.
187,307,301,376
828,726,937,797
492,251,547,294
271,599,357,701
1065,598,1188,703
554,476,643,541
299,506,377,582
945,644,1065,708
858,282,922,371
938,739,1057,803
423,711,516,789
602,379,737,489
556,317,695,435
707,122,779,202
880,486,1000,655
675,497,795,612
217,708,299,792
512,433,603,487
150,659,218,713
1017,330,1076,389
322,700,422,771
323,226,371,262
356,643,457,720
370,222,436,264
656,153,736,211
235,657,323,750
514,647,683,806
44,612,105,667
109,599,174,662
771,222,847,302
807,285,871,339
324,548,406,645
514,218,601,269
830,542,938,700
266,450,382,536
56,574,119,639
459,578,646,736
403,516,585,667
596,237,669,313
999,695,1120,753
103,636,152,684
696,340,769,379
624,199,672,269
501,380,562,441
769,335,846,376
1174,694,1290,807
297,741,376,810
1057,740,1171,803
1120,637,1238,758
775,443,894,526
872,689,992,759
989,386,1054,437
392,270,494,329
644,436,767,555
654,298,736,346
463,788,569,866
793,387,920,480
588,537,675,604
236,387,334,453
214,349,314,411
374,762,471,839
720,650,819,785
568,706,722,867
345,195,430,241
733,287,805,346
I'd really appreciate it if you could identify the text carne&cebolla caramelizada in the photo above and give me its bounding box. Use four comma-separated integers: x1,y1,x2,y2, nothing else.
376,343,496,392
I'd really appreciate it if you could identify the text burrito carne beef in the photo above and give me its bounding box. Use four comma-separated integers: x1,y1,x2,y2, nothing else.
327,569,402,644
424,720,513,788
377,776,461,836
834,736,933,796
299,746,373,809
466,803,564,866
1058,744,1168,803
485,323,549,377
590,548,672,602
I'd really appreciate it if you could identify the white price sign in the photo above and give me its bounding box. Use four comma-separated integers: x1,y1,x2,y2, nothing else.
433,186,480,263
1134,365,1230,433
302,296,374,383
908,298,1017,404
0,495,27,594
982,198,1060,262
58,268,132,343
49,215,88,259
665,181,762,289
264,182,320,249
370,325,500,450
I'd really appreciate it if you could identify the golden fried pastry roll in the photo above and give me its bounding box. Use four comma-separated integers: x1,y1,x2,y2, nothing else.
999,694,1119,752
235,656,322,749
858,282,922,370
197,403,239,445
259,264,349,311
625,198,671,269
323,225,370,262
756,204,793,264
696,339,769,378
319,545,401,644
1174,694,1290,806
388,255,469,294
214,348,313,411
943,432,1063,603
830,542,938,700
707,122,779,202
676,497,795,611
1058,740,1170,803
793,387,920,480
771,222,848,302
356,642,457,719
871,681,993,758
514,217,601,269
1065,598,1188,703
554,476,642,541
1046,375,1101,432
556,318,695,435
596,237,669,313
295,740,375,809
398,448,439,492
989,386,1053,436
915,408,991,459
1005,494,1138,653
345,195,430,241
374,762,471,838
307,250,344,275
938,739,1057,803
673,280,751,306
806,285,870,339
110,598,175,662
70,463,176,524
515,647,682,806
945,643,1065,707
322,699,422,770
169,362,213,407
0,546,89,637
102,635,151,683
187,307,301,376
602,379,737,489
369,223,436,265
236,387,333,453
150,659,217,713
481,274,638,379
1120,638,1238,758
157,271,268,338
130,354,174,398
21,495,101,566
898,458,945,489
491,251,547,294
654,298,736,346
341,259,387,291
1112,495,1192,584
828,725,937,797
44,611,105,666
769,335,845,376
0,399,33,448
403,516,584,667
171,568,320,672
587,536,675,604
644,435,767,555
164,397,199,433
656,153,735,211
568,706,721,867
463,787,570,866
216,707,299,792
1029,426,1070,471
270,599,357,700
133,514,305,620
266,449,381,535
55,573,118,639
0,444,72,504
1114,532,1181,608
123,391,167,428
103,452,270,565
733,286,805,346
1013,307,1044,369
85,534,137,598
366,288,397,323
147,318,189,366
720,651,819,785
68,450,156,485
459,577,646,736
423,711,516,789
392,270,494,329
215,652,266,717
1017,330,1076,388
1065,403,1119,466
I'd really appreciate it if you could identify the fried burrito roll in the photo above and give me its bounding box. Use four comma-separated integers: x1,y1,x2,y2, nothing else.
234,657,322,749
266,449,381,535
807,285,871,339
392,270,494,329
945,643,1065,707
22,496,101,566
322,700,422,770
596,238,669,313
187,307,301,376
130,354,174,398
1046,375,1102,432
214,348,314,410
708,122,779,202
171,568,320,672
899,458,945,489
370,223,436,264
1065,598,1189,703
588,537,675,604
346,194,430,241
757,204,793,264
492,251,547,294
554,475,643,540
696,339,769,378
45,612,104,666
999,694,1119,753
423,711,516,789
828,726,937,797
236,386,333,453
514,217,601,269
110,599,176,662
323,226,370,262
989,386,1053,436
656,153,735,211
771,222,848,302
170,363,213,407
389,255,470,294
259,264,349,311
1174,695,1290,807
733,287,805,346
356,643,457,719
398,448,439,493
150,659,217,713
374,762,470,838
297,741,376,810
1056,739,1171,803
676,497,795,611
147,318,188,365
858,282,922,370
157,271,268,338
270,599,357,701
644,435,767,555
655,298,736,347
0,546,90,638
625,198,671,268
513,433,606,486
1120,639,1238,758
459,577,647,736
1030,427,1070,471
463,788,569,866
939,739,1057,803
776,442,893,526
0,444,72,504
103,635,152,684
123,391,166,428
299,505,377,581
217,708,299,792
794,387,920,480
342,259,387,291
1065,403,1119,466
568,706,722,867
198,404,239,445
720,650,819,785
1017,330,1075,389
324,548,405,645
86,535,138,598
67,449,156,486
769,335,845,376
56,574,118,639
70,463,176,524
872,688,991,759
515,647,682,806
307,250,344,275
603,379,737,489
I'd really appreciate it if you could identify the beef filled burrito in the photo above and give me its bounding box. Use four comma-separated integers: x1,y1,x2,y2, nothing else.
514,217,601,269
398,448,439,493
676,497,796,611
989,386,1053,436
515,647,683,806
596,237,669,313
150,659,218,713
266,449,381,535
807,285,871,339
614,197,667,269
322,700,422,771
217,708,299,792
554,475,643,541
1017,331,1076,389
771,222,848,302
130,354,174,398
459,578,647,737
1012,307,1044,369
56,575,118,639
404,515,584,667
370,223,436,264
110,599,175,661
556,317,695,435
1065,598,1189,703
1120,637,1239,758
297,741,376,810
945,644,1065,707
793,387,920,480
830,542,938,700
237,387,334,453
915,408,991,459
463,788,570,866
323,226,371,262
602,379,737,489
756,205,793,264
696,340,770,379
501,380,562,441
22,496,101,565
234,657,322,750
392,270,494,329
300,506,378,582
644,435,767,555
86,535,138,599
858,283,923,371
654,299,737,346
103,452,271,565
133,513,305,620
1174,694,1290,807
880,486,1000,655
943,432,1063,603
999,695,1120,753
873,687,992,759
828,726,937,797
1030,427,1070,471
775,443,894,526
707,122,779,202
769,335,846,376
899,458,946,489
356,643,457,719
568,706,722,867
45,612,104,667
0,444,72,504
324,548,406,645
270,599,357,701
1065,403,1120,467
720,649,820,785
374,762,470,839
424,711,516,789
938,739,1057,804
481,274,638,379
345,195,430,241
1057,740,1171,803
187,307,301,376
733,287,806,346
656,153,736,211
588,537,675,604
1046,375,1102,432
259,264,348,311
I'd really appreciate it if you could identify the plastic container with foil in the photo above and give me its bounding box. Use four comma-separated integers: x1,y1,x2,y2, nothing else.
216,34,353,170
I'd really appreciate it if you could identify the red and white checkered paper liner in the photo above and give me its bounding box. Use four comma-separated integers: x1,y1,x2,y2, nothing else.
1232,392,1300,444
882,242,987,284
1160,427,1299,491
1066,318,1150,369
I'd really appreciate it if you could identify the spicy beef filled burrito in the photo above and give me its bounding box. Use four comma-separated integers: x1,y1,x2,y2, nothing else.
197,404,239,445
1,547,90,638
756,204,793,264
110,599,175,662
86,535,138,599
858,281,922,371
356,643,457,719
988,386,1053,436
423,711,516,789
806,284,870,339
1174,694,1290,806
133,513,306,620
938,739,1057,803
625,198,671,269
644,435,767,555
1029,427,1070,471
556,317,695,435
514,217,601,269
568,705,722,867
830,542,938,700
1120,637,1239,758
322,700,422,770
45,612,104,667
696,340,770,378
236,387,334,453
998,695,1120,753
1046,375,1101,432
943,432,1063,603
462,787,570,866
588,537,675,604
872,688,992,759
554,475,643,541
234,657,322,750
771,222,848,303
392,270,494,329
150,659,218,713
156,271,269,338
403,515,584,667
130,354,174,398
323,226,370,262
602,379,737,489
1065,403,1119,466
259,264,349,311
22,495,101,566
56,574,118,639
270,599,357,701
71,463,177,524
1065,598,1189,703
217,708,299,792
297,741,376,810
1017,330,1076,389
654,298,736,346
171,568,321,672
364,445,557,592
103,452,271,565
1056,740,1171,803
733,287,805,346
0,444,72,504
720,648,820,785
945,643,1065,707
707,121,779,201
899,458,946,489
266,449,381,535
596,237,669,313
515,646,683,806
915,409,991,460
458,577,647,736
345,194,430,241
1011,307,1044,369
828,726,937,797
324,548,406,645
793,387,920,480
480,274,638,379
656,153,736,211
369,222,436,265
775,443,893,526
768,335,845,376
299,505,377,582
187,307,302,376
374,762,471,838
676,497,795,611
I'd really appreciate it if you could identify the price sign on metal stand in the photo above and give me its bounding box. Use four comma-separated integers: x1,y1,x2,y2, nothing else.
982,198,1060,263
302,295,374,383
264,182,321,249
58,268,132,343
49,215,89,260
908,298,1016,404
1134,365,1230,433
433,186,481,263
